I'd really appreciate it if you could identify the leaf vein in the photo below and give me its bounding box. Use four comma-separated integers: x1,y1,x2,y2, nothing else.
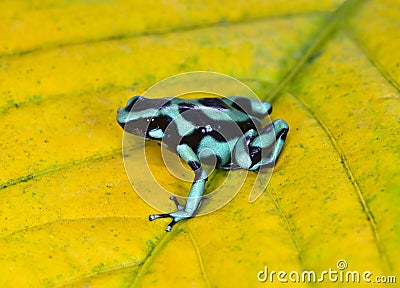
129,228,178,287
188,228,211,288
345,30,400,94
0,148,121,190
1,11,331,59
0,216,139,239
289,92,391,270
55,262,139,288
265,189,304,265
268,0,364,103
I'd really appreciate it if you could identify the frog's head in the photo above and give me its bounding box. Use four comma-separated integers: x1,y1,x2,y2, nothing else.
117,96,170,140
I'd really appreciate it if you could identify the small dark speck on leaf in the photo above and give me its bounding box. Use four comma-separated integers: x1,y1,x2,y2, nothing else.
307,51,323,64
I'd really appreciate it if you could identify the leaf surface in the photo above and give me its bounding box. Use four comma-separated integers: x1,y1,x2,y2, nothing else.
1,0,399,287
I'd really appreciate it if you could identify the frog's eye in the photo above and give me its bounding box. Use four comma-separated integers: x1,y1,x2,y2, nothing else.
125,96,142,111
148,115,172,132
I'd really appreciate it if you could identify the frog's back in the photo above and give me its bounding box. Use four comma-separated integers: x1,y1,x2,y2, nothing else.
172,97,271,119
164,97,259,132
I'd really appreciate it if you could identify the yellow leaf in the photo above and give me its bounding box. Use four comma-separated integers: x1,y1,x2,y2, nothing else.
1,0,399,287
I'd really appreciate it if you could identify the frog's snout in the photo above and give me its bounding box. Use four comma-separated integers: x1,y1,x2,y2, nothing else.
116,107,128,128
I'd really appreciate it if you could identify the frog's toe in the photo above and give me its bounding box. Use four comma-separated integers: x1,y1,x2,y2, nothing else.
166,219,177,232
148,213,177,232
148,213,170,221
169,196,184,210
148,211,192,232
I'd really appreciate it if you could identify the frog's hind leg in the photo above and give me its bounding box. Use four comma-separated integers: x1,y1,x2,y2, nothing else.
248,118,289,170
149,144,208,232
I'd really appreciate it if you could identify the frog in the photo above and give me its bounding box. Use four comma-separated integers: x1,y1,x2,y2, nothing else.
117,95,289,231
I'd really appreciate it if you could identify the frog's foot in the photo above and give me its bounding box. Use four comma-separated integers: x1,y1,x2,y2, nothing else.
149,196,206,232
149,196,195,232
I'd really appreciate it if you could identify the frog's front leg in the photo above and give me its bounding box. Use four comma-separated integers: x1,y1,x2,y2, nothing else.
149,144,207,232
